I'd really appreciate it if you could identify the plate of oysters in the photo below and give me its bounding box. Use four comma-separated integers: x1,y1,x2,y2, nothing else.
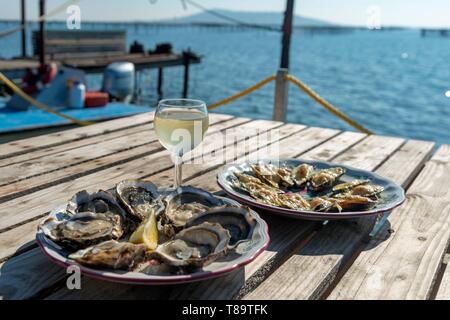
217,159,405,220
36,181,269,285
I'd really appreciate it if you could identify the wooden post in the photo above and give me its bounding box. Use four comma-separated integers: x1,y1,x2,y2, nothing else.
38,0,45,65
280,0,295,69
21,0,27,57
157,67,164,98
273,0,295,121
273,68,289,122
182,50,190,98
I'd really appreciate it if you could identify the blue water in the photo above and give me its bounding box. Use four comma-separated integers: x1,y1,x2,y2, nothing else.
1,21,450,145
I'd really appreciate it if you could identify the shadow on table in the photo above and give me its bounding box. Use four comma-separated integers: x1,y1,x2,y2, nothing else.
0,239,246,300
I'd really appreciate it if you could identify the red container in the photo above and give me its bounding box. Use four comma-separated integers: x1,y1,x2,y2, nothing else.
84,91,109,108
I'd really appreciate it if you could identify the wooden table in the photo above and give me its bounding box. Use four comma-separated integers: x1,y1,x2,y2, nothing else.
0,112,449,300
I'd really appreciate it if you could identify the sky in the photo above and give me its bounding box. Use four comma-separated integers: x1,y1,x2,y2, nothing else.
1,0,449,28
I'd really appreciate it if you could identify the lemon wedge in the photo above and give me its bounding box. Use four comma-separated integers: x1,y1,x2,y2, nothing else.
129,211,158,250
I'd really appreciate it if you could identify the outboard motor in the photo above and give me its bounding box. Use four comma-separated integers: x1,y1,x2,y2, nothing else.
102,62,135,102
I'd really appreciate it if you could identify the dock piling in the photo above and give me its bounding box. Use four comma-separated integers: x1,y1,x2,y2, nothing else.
273,68,289,122
38,0,46,65
21,0,27,57
182,50,191,98
157,68,164,98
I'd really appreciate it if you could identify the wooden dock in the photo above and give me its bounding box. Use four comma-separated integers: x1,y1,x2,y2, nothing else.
0,52,201,77
0,112,449,299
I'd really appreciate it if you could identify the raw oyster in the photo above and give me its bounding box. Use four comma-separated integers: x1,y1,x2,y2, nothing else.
116,180,164,221
309,167,346,192
40,190,127,249
41,212,123,249
152,222,230,268
185,206,256,247
291,163,314,188
69,240,147,270
159,186,223,237
66,190,125,218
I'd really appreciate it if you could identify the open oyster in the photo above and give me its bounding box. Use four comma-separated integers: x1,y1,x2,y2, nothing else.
159,186,223,238
309,167,346,192
116,180,164,221
152,222,230,268
69,240,147,270
185,206,256,247
40,190,127,249
41,212,123,249
291,163,314,188
67,190,125,218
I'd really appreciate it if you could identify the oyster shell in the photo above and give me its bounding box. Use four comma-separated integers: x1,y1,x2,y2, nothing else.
40,190,127,249
160,187,223,237
309,167,346,192
251,163,285,188
309,197,342,212
278,193,311,210
152,222,230,267
185,206,256,247
291,163,314,188
41,212,123,249
347,184,384,198
67,190,125,218
332,179,369,194
116,180,164,221
69,240,147,270
334,195,377,211
232,172,283,195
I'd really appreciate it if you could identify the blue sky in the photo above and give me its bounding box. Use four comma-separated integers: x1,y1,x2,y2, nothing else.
1,0,449,27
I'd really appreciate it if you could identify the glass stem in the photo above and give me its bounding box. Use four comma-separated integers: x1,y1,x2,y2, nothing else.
173,154,183,189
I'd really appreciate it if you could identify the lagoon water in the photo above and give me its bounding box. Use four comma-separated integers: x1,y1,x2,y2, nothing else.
1,21,450,145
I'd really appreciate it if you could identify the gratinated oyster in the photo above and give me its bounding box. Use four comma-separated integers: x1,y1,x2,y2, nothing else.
309,167,346,191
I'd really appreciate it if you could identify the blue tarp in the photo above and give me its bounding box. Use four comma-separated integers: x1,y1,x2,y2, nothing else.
0,98,150,133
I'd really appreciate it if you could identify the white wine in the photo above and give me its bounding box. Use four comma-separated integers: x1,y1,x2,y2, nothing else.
154,108,209,156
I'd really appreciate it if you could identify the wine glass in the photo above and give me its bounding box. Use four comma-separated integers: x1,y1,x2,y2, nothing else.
154,99,209,189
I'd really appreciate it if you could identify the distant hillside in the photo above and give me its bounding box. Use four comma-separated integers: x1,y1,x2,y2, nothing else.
165,9,334,27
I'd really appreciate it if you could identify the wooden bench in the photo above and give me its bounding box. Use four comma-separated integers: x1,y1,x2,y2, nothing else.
32,30,127,59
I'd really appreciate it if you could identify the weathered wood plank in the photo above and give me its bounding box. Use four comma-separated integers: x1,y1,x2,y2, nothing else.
0,119,282,233
0,112,154,159
243,136,425,300
0,117,250,201
0,113,232,169
0,112,232,160
328,144,450,300
436,254,450,300
0,124,150,168
0,120,292,262
0,121,304,299
45,127,340,300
